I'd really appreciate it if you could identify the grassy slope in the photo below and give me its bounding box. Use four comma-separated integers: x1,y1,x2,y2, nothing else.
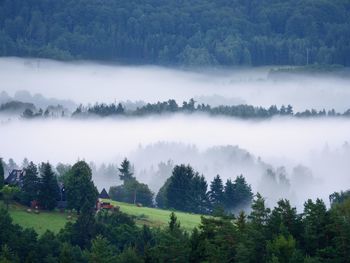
106,199,204,231
3,200,204,235
6,203,74,235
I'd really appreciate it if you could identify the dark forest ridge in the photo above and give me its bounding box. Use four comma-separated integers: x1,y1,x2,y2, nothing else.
1,0,350,66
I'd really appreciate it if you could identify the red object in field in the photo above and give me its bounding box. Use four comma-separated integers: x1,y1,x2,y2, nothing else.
100,202,114,210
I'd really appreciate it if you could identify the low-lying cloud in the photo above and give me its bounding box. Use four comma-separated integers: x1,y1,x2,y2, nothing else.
1,57,350,111
1,115,349,209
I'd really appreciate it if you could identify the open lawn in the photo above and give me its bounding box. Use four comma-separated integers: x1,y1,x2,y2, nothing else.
1,202,75,235
1,200,205,235
105,199,205,231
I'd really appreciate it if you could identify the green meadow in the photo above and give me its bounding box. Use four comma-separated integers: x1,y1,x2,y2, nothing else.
2,200,205,235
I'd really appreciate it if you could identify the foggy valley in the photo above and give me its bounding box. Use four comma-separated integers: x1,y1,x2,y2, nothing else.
1,109,350,209
2,1,350,261
1,58,350,211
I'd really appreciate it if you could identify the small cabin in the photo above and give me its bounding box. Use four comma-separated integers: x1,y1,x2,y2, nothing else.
5,169,26,187
98,188,110,199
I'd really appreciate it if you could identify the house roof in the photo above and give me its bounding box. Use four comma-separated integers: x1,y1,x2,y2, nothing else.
5,169,25,186
99,188,110,199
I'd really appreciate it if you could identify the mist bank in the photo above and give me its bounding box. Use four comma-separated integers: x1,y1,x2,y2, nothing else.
1,57,350,111
1,115,350,209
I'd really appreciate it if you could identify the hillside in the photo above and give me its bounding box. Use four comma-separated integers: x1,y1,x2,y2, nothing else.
1,0,349,66
5,200,203,235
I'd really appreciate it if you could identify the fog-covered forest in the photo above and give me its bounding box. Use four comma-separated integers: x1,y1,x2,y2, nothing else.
1,0,350,262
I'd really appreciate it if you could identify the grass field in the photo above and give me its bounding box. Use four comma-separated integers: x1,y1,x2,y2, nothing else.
5,202,75,235
2,200,205,235
106,199,204,231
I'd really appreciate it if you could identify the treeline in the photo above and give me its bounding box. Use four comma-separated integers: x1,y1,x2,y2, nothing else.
4,98,350,119
0,100,68,118
108,160,253,215
0,157,252,214
0,159,97,212
155,165,253,215
1,0,350,66
74,99,350,119
1,190,350,262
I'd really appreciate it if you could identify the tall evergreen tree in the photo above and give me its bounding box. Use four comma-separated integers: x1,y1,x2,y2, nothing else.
70,201,97,248
21,162,39,206
166,165,195,212
233,175,253,208
224,179,235,211
267,199,302,241
302,199,331,256
89,235,117,263
190,174,209,214
38,162,59,210
118,158,134,182
209,175,224,209
247,193,271,263
65,161,98,212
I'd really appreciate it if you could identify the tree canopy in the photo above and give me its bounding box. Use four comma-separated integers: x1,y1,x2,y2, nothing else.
65,161,98,212
0,0,350,66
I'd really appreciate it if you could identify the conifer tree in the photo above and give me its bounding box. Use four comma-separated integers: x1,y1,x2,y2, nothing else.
38,162,59,210
209,175,224,209
21,162,39,205
65,161,98,212
118,158,134,182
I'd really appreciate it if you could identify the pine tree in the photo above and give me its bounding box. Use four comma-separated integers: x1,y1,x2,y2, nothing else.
118,158,134,182
190,174,209,214
209,175,224,210
303,199,330,256
65,161,98,212
247,193,271,262
71,201,97,248
224,179,235,210
89,235,117,263
267,199,302,241
233,175,253,208
166,165,195,212
38,162,59,210
21,162,39,206
169,212,181,233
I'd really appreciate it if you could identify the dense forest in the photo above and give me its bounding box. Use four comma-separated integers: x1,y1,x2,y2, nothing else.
1,155,350,262
1,0,350,66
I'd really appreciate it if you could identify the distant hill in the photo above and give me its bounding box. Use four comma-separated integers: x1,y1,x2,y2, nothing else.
0,0,349,66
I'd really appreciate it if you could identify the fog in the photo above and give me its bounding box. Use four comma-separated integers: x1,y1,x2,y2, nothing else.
1,115,350,209
1,57,350,111
1,57,350,209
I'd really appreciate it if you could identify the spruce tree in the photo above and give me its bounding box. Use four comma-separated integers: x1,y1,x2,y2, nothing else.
209,175,224,209
65,161,98,212
21,162,39,206
233,175,253,208
38,162,59,210
190,174,209,214
118,158,134,182
166,165,194,212
224,179,235,210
